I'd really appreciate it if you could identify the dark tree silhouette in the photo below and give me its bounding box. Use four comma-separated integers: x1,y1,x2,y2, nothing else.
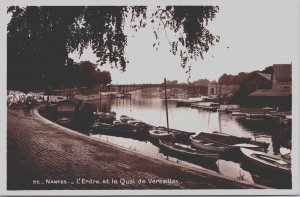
78,61,111,88
7,6,219,90
192,78,210,86
261,66,274,74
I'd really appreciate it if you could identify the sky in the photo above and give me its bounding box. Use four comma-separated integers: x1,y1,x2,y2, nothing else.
5,1,297,84
69,1,299,84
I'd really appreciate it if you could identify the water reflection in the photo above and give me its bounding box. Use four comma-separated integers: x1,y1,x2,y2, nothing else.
91,133,219,173
240,159,292,189
80,95,291,188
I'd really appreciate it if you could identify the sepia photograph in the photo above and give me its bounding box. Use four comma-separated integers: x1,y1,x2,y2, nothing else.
2,0,300,195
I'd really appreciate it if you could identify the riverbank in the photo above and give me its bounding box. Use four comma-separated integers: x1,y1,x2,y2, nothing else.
7,105,268,190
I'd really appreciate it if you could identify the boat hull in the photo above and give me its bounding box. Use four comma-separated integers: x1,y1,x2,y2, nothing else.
190,138,228,153
159,140,219,162
240,148,291,175
190,132,269,153
149,130,173,141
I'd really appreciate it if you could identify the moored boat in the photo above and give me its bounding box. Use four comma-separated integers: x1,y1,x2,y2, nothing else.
190,137,230,153
176,99,194,107
149,78,174,142
202,102,220,112
149,127,173,141
93,111,116,124
218,104,240,112
170,129,195,144
176,96,210,107
194,131,251,145
232,111,246,116
246,113,266,119
150,78,195,143
91,120,137,135
159,139,219,162
127,120,151,136
190,132,269,153
149,126,195,144
120,115,135,123
191,102,212,109
240,148,291,175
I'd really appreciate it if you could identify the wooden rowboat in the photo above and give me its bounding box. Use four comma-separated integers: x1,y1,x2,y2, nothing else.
149,127,173,141
190,132,269,153
159,139,219,162
240,148,291,175
190,138,229,153
120,115,135,123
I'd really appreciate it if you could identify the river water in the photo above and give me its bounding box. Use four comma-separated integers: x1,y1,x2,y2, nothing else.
82,95,291,189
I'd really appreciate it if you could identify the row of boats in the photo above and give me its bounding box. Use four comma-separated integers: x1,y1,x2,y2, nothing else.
176,97,292,126
175,97,222,112
91,113,195,143
91,79,291,179
91,112,291,177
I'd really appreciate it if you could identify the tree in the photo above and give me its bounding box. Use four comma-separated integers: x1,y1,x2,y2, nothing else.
192,78,210,86
261,66,274,74
8,6,219,90
78,61,111,88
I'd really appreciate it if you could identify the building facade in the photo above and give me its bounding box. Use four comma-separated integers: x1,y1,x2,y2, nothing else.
271,64,292,89
208,84,240,97
240,72,272,95
242,64,292,110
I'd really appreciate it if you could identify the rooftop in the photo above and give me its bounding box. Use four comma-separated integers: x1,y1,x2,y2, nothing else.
248,88,291,97
257,72,272,81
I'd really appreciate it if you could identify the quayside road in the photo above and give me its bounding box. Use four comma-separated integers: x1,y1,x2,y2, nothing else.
7,106,268,190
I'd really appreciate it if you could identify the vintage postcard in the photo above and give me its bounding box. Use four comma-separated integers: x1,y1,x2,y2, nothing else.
1,0,299,196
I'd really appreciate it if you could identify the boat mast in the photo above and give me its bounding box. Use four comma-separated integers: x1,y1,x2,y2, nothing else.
99,91,102,112
164,78,170,133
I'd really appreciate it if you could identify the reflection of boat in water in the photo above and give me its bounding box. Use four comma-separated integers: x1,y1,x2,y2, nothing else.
240,148,291,176
190,132,269,153
159,139,219,162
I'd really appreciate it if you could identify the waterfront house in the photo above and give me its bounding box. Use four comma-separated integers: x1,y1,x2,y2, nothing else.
240,72,272,95
242,64,292,110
